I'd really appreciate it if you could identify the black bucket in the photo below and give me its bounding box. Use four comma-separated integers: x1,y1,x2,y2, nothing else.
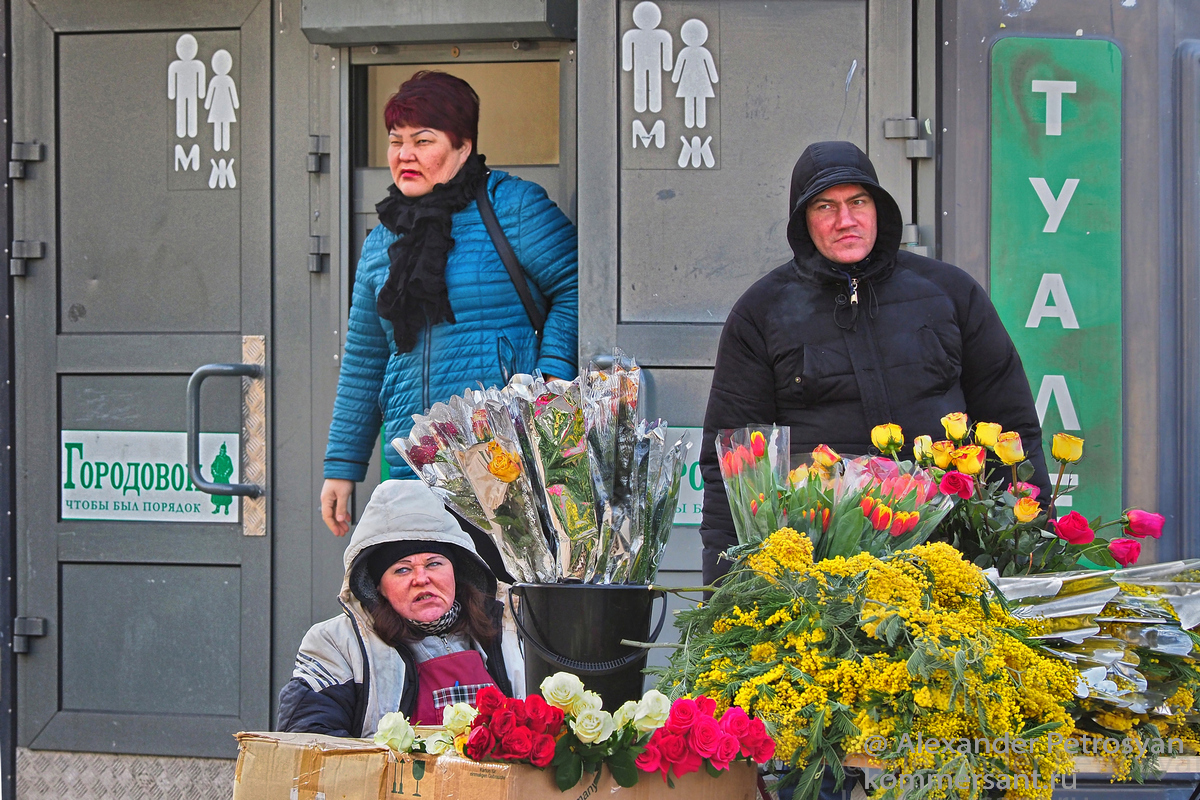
509,584,667,710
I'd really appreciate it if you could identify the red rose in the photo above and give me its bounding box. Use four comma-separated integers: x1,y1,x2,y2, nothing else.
753,735,776,764
498,727,534,760
490,708,517,738
466,726,496,760
687,715,722,758
543,705,565,737
709,733,741,770
502,697,529,726
740,717,768,757
694,695,717,718
1052,510,1095,545
665,698,698,734
656,732,690,766
635,742,662,774
475,686,505,718
524,695,550,734
530,733,557,769
1109,537,1141,567
939,471,974,500
1124,509,1164,539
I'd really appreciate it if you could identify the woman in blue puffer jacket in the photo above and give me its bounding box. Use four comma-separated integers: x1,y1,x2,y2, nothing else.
321,70,578,536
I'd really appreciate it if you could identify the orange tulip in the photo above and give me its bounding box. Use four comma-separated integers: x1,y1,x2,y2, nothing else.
869,503,894,531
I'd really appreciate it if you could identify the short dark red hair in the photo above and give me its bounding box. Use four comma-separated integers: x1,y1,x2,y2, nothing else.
384,71,479,151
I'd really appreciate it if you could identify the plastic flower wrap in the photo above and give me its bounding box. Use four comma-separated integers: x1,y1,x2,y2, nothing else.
510,378,598,580
398,357,685,585
715,425,790,546
398,393,555,584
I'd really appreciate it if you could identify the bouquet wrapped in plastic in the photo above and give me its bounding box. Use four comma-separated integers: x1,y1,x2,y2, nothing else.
396,353,690,585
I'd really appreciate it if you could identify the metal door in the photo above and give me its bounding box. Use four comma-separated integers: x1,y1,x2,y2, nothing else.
12,0,271,757
577,0,927,653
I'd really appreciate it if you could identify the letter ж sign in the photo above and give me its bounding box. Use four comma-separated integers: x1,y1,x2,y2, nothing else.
990,37,1122,522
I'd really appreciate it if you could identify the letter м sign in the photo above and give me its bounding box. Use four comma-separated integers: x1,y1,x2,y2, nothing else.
990,37,1122,522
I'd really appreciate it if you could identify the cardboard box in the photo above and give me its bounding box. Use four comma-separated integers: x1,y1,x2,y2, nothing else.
234,731,759,800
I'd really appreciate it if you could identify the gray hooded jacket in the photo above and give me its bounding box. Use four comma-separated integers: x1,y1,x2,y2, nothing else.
276,481,524,737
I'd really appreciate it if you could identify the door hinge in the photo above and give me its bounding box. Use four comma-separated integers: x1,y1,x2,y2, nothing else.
12,616,46,654
309,235,330,273
8,142,45,180
883,117,934,160
9,239,45,277
307,135,330,173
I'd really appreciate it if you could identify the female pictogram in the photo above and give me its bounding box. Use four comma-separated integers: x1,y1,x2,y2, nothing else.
204,49,240,152
671,19,718,129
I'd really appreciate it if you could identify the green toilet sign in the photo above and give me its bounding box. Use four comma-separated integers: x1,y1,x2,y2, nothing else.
990,37,1122,522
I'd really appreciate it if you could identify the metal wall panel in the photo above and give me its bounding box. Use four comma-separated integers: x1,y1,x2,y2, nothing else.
301,0,576,46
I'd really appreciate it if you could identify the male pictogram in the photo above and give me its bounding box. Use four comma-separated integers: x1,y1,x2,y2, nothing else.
167,34,206,139
622,2,673,113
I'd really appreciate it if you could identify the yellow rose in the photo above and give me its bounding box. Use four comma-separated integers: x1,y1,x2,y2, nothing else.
952,445,986,475
812,444,841,468
442,702,478,736
931,440,956,469
974,422,1002,449
941,412,969,442
912,435,934,466
570,709,616,744
994,431,1025,465
870,423,904,454
486,440,521,483
572,689,604,716
634,689,671,733
1052,432,1084,463
540,671,585,712
1014,496,1041,524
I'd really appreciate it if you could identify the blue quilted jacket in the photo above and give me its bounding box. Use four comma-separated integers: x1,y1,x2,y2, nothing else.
324,170,578,481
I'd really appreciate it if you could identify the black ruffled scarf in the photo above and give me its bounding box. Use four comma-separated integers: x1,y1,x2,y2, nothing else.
375,154,488,353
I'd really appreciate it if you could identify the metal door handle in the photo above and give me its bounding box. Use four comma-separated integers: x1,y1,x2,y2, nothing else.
187,363,264,498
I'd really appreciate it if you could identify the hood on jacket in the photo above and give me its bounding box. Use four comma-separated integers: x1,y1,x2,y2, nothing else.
341,480,495,614
785,141,904,284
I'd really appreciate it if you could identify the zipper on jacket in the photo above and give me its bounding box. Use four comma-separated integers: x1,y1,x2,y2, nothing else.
422,317,432,412
850,278,859,306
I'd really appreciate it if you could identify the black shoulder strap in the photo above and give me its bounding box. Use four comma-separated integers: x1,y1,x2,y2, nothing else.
476,177,545,342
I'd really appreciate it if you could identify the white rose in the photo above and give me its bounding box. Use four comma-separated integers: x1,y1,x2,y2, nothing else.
424,731,455,755
633,689,671,733
613,700,639,730
570,709,616,745
374,711,416,753
540,672,586,712
571,690,604,716
442,702,478,736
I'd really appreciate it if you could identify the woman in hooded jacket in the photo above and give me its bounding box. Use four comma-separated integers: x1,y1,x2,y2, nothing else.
277,480,523,737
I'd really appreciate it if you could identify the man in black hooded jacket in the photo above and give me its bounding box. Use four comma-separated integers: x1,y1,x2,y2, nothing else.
699,140,1052,585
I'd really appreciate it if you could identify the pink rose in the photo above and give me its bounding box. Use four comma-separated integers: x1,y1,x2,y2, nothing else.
740,717,768,757
687,715,723,758
718,706,750,740
694,695,717,718
635,743,662,774
1052,511,1095,545
939,471,974,500
1124,509,1164,539
1109,537,1141,567
752,735,776,764
665,698,698,734
709,733,741,770
670,749,703,778
1007,481,1040,500
656,732,689,766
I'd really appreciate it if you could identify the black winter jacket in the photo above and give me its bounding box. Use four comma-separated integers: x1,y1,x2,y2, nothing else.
699,141,1051,584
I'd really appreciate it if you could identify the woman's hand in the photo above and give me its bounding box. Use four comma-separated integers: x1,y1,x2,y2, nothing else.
321,478,354,536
